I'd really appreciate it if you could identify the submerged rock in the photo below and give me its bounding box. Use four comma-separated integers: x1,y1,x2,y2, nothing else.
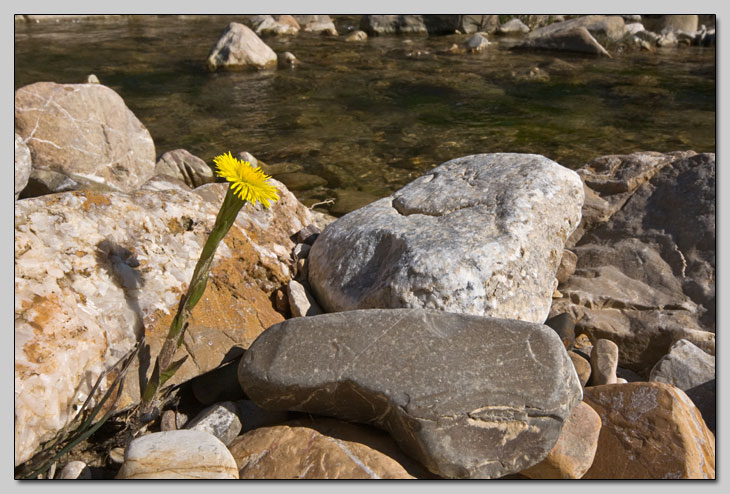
245,14,300,36
497,18,530,35
308,153,584,323
292,15,337,36
526,15,627,41
359,15,428,35
14,82,156,196
239,308,583,479
516,26,611,56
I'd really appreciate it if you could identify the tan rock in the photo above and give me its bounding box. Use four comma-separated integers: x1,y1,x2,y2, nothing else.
555,249,578,283
14,180,313,466
206,22,277,71
15,134,31,200
116,430,239,479
590,339,619,385
14,82,156,195
568,351,591,387
521,402,601,479
154,149,214,188
228,418,432,479
583,382,715,479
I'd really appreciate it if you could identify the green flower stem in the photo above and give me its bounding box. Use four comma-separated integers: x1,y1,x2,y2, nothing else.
141,186,245,407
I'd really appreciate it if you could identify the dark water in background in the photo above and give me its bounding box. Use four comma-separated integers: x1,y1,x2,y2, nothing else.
14,15,716,214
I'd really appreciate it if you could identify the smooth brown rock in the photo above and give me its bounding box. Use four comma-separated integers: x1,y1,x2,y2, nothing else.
521,402,601,479
228,418,429,479
583,382,715,479
556,249,578,283
568,351,591,387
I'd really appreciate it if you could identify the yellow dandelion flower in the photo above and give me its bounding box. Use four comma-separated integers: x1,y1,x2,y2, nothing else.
213,152,279,208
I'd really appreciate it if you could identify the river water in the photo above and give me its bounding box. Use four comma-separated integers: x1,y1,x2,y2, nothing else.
14,15,716,215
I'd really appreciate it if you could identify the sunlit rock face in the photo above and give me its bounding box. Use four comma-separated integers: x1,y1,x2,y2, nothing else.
14,82,156,196
308,153,584,323
14,180,313,466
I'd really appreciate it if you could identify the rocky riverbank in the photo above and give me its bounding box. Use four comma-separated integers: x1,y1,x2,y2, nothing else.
14,14,714,480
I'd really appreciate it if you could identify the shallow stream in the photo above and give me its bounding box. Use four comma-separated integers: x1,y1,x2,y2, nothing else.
14,15,716,214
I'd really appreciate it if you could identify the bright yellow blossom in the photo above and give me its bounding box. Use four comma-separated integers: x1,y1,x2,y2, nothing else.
213,151,279,208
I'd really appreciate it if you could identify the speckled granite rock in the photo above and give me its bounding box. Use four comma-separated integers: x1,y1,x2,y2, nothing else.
14,180,313,466
14,82,156,195
239,308,583,478
308,153,584,323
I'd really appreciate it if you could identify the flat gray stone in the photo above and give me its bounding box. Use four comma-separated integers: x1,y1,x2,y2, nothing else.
308,153,584,323
239,308,583,479
650,339,715,391
185,401,242,446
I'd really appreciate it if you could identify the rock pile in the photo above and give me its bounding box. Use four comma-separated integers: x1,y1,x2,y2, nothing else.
14,14,715,480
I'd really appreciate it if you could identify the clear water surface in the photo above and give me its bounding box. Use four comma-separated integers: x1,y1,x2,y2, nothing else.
14,15,716,214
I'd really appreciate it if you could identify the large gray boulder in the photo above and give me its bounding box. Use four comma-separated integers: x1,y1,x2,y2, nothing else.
14,82,156,195
206,22,277,71
239,309,583,479
308,153,584,323
551,151,715,375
